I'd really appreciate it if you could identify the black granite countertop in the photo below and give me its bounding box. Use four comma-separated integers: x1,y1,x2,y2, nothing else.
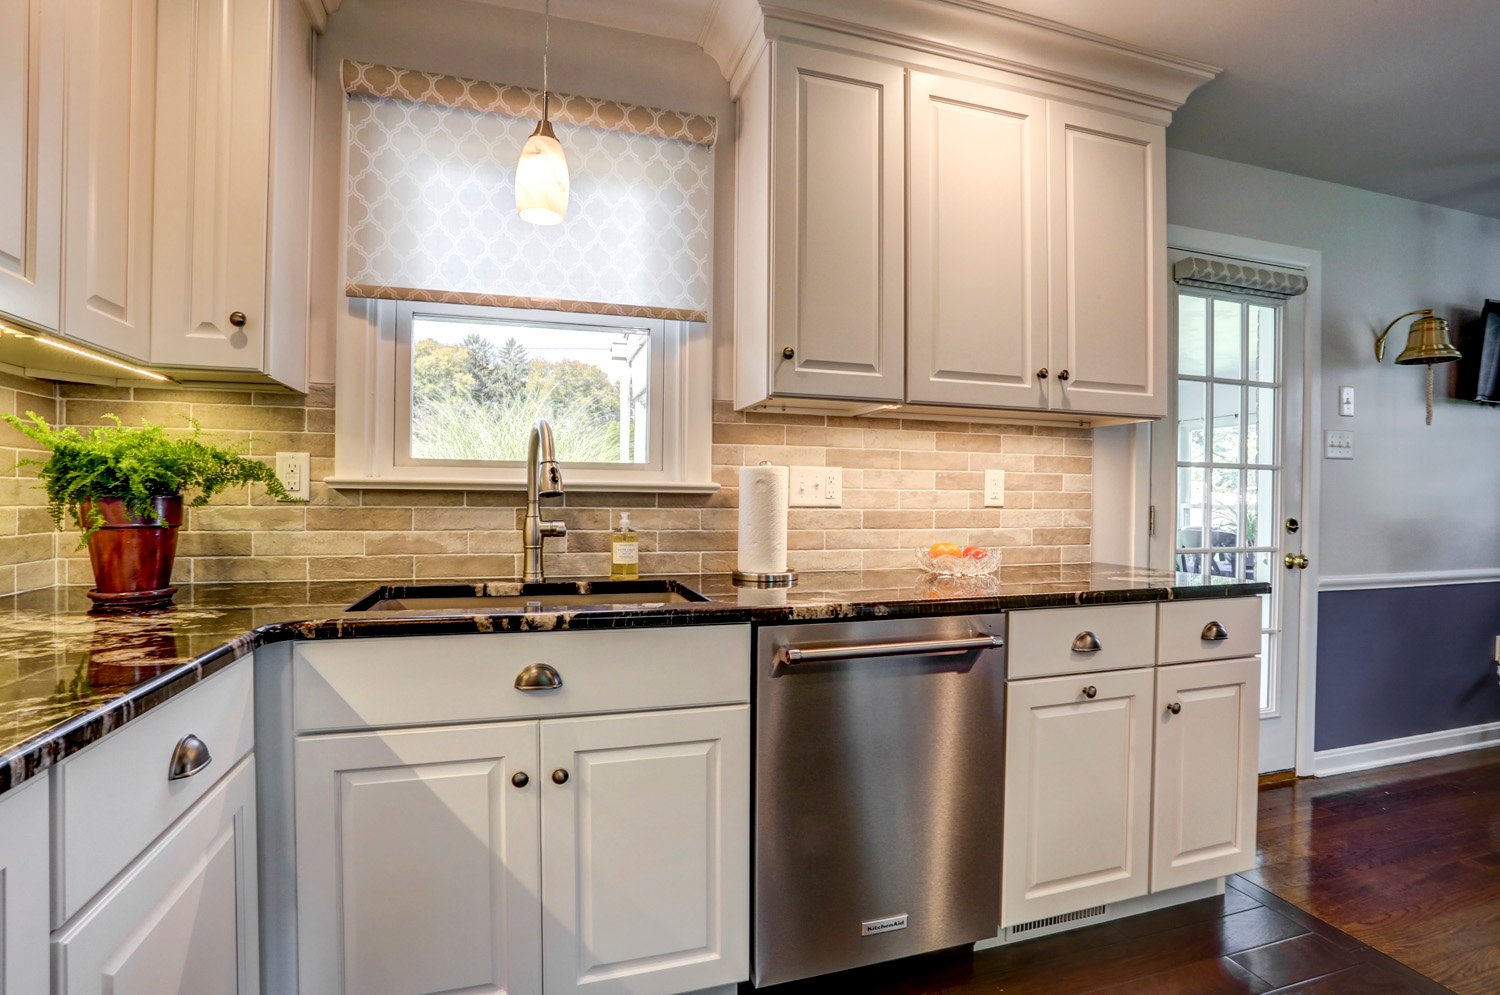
0,565,1268,797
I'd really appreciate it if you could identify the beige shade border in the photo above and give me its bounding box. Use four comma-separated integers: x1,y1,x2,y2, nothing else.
342,59,717,146
1173,255,1308,300
346,283,707,323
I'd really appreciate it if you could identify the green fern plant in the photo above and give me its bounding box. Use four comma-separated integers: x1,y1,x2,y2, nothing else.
3,412,292,544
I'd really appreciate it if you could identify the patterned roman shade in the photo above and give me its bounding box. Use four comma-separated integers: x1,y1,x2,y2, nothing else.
342,61,716,322
1173,256,1309,300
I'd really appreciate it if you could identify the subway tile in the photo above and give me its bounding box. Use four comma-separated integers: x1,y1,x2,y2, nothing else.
191,505,306,532
365,532,468,555
195,556,309,582
307,555,415,580
712,423,786,445
307,506,411,531
412,554,517,580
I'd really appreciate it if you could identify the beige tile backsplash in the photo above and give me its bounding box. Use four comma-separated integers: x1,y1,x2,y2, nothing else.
0,382,1092,591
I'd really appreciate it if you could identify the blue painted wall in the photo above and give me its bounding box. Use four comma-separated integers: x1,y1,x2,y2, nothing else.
1315,583,1500,751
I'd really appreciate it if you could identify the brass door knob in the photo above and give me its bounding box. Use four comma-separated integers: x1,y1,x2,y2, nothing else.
1166,702,1182,715
1081,685,1098,699
228,311,247,327
552,769,570,785
1284,553,1309,570
1057,370,1071,381
512,772,529,788
1036,368,1049,379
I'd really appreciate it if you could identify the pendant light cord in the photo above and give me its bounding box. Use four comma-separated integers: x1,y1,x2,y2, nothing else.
542,0,551,123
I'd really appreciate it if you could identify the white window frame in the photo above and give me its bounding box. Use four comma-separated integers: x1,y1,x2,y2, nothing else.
331,297,716,493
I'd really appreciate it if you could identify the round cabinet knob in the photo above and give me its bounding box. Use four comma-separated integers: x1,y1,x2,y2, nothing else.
1057,369,1071,382
1036,368,1049,379
552,769,570,785
1166,702,1182,715
782,347,795,360
1081,685,1098,699
511,771,529,788
228,311,247,328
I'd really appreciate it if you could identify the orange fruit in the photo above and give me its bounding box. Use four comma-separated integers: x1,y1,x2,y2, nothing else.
929,542,962,558
961,546,988,560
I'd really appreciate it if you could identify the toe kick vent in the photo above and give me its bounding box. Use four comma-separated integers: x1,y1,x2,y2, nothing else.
1007,905,1108,939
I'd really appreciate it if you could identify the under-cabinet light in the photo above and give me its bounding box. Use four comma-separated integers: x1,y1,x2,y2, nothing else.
0,322,173,382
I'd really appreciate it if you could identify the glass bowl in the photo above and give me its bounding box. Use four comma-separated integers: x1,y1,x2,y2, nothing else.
915,547,999,577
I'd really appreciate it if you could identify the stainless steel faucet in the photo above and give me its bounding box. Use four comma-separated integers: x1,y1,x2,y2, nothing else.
523,419,567,583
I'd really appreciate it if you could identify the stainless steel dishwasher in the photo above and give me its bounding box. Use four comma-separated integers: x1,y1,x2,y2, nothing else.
753,613,1006,987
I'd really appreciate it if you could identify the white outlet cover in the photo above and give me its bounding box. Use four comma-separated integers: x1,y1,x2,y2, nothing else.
275,451,311,501
789,465,842,507
983,469,1006,507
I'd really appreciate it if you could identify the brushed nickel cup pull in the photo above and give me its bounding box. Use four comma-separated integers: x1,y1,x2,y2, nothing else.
1166,702,1182,715
515,663,563,691
1201,621,1229,642
167,734,212,781
228,311,247,328
1072,631,1102,653
552,769,569,785
512,771,529,788
1081,685,1098,699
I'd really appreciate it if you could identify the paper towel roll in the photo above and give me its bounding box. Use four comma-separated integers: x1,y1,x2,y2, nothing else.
738,464,789,575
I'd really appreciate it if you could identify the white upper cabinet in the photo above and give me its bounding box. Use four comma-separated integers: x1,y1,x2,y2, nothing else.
907,72,1047,409
1046,103,1166,418
767,43,906,403
0,0,63,330
61,0,157,359
151,0,313,388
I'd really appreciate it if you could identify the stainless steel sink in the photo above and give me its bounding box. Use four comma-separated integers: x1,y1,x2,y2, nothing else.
346,580,708,612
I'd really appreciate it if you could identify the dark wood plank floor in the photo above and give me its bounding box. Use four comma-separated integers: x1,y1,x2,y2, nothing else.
1248,748,1500,995
752,746,1500,993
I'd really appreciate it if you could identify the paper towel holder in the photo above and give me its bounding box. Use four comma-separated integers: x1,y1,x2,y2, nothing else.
733,569,798,587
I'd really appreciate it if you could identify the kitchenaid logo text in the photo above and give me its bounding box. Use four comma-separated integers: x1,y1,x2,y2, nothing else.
861,915,909,936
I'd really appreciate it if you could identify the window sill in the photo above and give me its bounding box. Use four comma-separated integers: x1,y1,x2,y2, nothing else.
323,475,721,494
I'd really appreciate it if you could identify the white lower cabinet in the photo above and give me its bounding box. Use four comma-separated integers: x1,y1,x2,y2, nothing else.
54,755,260,995
0,776,50,995
1151,657,1260,892
1001,668,1154,926
296,705,750,995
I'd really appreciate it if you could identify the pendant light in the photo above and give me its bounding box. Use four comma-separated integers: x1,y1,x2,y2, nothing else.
516,0,569,225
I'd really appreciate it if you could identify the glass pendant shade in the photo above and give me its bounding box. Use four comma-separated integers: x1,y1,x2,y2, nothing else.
517,117,569,225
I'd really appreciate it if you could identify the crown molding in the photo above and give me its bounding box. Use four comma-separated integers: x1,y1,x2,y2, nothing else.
298,0,341,32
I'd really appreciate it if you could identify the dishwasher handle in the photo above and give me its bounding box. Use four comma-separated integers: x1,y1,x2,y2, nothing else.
777,633,1003,666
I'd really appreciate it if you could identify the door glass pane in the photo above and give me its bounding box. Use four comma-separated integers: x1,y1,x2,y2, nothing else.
1178,382,1206,462
1246,387,1275,465
1179,296,1208,376
1247,469,1275,547
1249,305,1277,383
1210,468,1242,546
1213,299,1243,379
1212,383,1242,464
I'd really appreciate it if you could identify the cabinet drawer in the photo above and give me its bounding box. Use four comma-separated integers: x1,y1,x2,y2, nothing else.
293,626,752,732
1006,604,1155,679
1157,598,1261,665
56,660,254,924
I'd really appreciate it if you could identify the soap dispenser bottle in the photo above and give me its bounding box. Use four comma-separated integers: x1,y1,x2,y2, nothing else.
610,512,640,580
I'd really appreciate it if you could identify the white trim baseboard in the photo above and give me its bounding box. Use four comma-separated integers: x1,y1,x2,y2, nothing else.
1312,719,1500,777
1319,569,1500,592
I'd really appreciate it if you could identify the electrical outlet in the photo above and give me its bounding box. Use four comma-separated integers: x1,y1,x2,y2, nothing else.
1338,386,1355,417
789,465,842,507
984,470,1006,507
275,452,310,501
1324,431,1354,460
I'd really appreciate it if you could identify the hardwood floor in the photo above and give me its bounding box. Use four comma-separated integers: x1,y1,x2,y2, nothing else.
1248,748,1500,995
753,747,1500,993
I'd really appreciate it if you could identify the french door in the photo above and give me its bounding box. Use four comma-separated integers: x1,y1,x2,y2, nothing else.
1150,248,1307,773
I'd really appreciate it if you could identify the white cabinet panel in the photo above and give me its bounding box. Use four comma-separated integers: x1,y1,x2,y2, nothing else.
907,73,1047,409
1002,668,1154,926
150,0,272,371
1151,657,1259,892
0,0,62,329
541,706,749,995
296,721,542,995
1047,102,1165,418
62,0,155,359
770,44,905,402
0,777,49,995
55,756,259,995
1006,603,1156,680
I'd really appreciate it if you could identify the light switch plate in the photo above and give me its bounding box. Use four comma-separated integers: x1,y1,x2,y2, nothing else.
275,452,310,501
1324,431,1354,460
1338,386,1355,417
789,465,842,507
984,470,1006,507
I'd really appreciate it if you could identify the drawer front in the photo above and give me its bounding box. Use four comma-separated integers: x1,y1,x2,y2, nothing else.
292,625,752,733
1157,598,1262,665
1006,604,1156,679
57,660,254,924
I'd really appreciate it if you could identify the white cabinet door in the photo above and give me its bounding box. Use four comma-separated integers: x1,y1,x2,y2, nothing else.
1151,657,1259,892
1046,102,1166,418
150,0,272,371
61,0,155,359
1002,668,1154,927
541,705,749,995
296,721,542,995
770,43,905,403
55,756,259,995
0,777,49,995
907,72,1047,409
0,0,62,330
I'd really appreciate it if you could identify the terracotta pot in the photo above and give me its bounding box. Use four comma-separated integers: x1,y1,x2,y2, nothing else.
80,496,183,613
